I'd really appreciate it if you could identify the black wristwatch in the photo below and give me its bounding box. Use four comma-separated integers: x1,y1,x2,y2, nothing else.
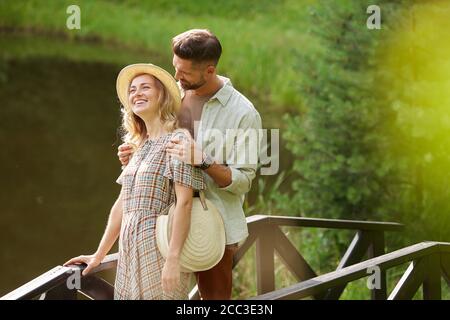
199,152,214,170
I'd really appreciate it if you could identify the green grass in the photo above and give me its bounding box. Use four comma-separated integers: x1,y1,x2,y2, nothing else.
0,0,318,112
0,32,156,65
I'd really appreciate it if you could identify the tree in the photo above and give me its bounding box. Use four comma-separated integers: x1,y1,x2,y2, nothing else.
285,0,399,220
283,0,450,245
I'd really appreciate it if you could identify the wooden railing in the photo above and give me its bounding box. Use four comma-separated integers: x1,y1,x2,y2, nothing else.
195,214,403,300
251,241,450,300
0,254,118,300
0,214,414,300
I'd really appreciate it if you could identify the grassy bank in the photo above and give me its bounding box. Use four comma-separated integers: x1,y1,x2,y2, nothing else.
0,0,318,114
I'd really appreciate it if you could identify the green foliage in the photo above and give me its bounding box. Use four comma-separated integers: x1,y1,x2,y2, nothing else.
244,170,293,215
284,0,397,221
282,0,450,246
227,0,450,299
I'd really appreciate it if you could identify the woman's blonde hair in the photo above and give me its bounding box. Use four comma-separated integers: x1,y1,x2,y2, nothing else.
119,74,178,149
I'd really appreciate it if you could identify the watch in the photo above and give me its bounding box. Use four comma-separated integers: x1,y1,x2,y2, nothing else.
199,153,214,170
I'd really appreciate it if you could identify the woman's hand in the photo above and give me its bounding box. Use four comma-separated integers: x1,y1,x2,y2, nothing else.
63,254,102,276
161,257,181,294
117,143,134,166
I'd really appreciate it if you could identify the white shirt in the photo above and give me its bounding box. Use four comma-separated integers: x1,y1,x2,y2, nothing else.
180,76,262,244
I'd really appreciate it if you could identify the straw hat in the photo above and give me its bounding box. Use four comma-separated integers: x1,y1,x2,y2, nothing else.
156,196,226,273
116,63,181,112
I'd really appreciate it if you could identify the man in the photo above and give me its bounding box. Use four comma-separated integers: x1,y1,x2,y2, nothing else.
117,29,262,300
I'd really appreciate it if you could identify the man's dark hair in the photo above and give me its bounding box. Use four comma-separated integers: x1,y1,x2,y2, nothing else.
172,29,222,66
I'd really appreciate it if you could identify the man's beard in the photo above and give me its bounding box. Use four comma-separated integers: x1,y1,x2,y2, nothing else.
180,78,207,90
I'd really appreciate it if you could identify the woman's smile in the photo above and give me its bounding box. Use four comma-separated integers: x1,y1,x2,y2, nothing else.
133,98,148,106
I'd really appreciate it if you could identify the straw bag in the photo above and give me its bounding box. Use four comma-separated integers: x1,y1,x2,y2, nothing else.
156,181,226,273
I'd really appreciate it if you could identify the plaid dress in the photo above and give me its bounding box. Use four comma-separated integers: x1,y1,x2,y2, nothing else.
114,132,204,300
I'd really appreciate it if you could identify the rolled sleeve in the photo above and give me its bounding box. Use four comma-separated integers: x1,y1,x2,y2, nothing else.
219,166,256,195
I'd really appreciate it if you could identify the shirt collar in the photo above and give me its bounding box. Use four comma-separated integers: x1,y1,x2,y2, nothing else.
178,75,233,107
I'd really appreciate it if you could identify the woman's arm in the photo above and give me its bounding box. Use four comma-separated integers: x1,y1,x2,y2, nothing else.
64,190,124,276
93,190,124,260
161,183,193,293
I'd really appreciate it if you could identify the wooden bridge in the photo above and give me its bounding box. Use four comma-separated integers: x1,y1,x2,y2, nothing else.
1,215,449,300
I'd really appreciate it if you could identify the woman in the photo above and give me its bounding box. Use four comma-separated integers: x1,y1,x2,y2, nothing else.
64,63,204,299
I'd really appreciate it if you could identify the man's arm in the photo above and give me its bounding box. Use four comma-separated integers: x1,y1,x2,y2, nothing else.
166,111,262,195
202,160,232,188
204,111,262,195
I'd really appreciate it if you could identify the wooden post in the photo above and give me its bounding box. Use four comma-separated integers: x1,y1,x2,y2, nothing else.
441,253,450,286
256,223,275,294
367,231,387,300
423,254,441,300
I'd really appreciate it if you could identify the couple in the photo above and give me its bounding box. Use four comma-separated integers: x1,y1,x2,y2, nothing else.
64,29,262,300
